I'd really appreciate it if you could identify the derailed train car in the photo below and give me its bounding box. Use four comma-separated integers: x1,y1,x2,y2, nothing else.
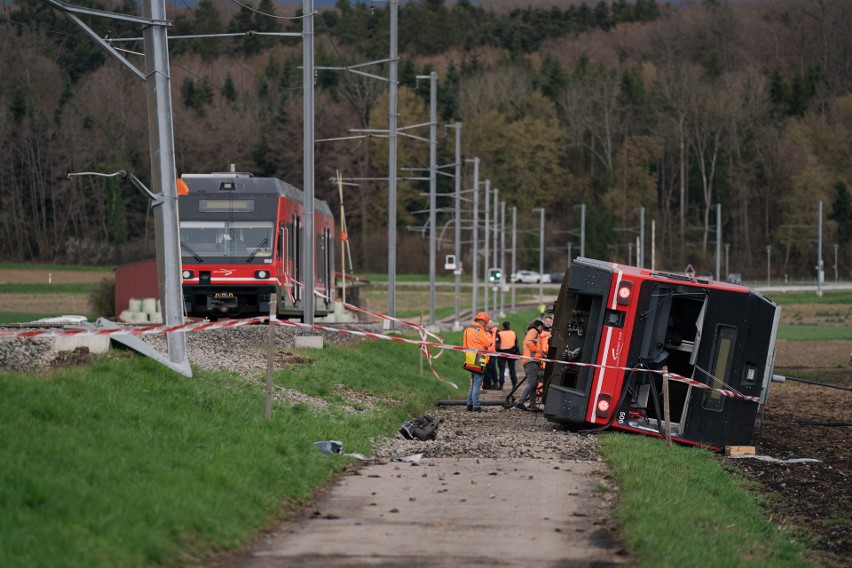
177,170,335,320
542,257,780,450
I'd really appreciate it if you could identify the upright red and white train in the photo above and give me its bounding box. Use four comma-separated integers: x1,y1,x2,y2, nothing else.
542,257,780,450
177,170,335,320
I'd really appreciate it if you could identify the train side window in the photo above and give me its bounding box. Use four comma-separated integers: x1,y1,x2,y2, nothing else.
278,224,286,260
603,309,624,328
702,325,737,412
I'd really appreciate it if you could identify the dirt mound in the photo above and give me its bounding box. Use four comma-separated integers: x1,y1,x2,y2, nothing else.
728,340,851,568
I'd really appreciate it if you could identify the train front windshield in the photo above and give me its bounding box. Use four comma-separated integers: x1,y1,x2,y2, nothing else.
179,221,274,261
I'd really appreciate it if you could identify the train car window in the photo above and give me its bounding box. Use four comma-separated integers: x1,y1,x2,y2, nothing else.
689,297,707,366
702,325,737,412
179,221,271,259
277,224,285,260
639,285,674,366
603,309,624,328
231,222,272,258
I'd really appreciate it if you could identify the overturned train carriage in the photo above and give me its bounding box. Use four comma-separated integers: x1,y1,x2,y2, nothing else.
178,171,335,320
542,258,780,450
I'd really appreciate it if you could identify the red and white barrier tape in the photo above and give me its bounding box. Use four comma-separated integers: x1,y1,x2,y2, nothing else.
1,315,758,403
0,316,267,339
280,273,450,384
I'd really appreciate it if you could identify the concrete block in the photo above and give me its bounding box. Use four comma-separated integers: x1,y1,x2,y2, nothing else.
52,334,110,354
294,335,324,349
141,298,158,314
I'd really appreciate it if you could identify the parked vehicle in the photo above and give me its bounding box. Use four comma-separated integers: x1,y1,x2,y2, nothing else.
549,272,565,284
727,273,743,285
511,270,541,283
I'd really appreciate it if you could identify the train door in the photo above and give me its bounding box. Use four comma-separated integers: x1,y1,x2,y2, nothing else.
316,229,326,298
314,227,333,302
277,221,287,286
292,216,302,303
622,283,708,435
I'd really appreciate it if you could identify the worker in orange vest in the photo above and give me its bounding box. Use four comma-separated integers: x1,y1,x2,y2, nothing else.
463,312,494,412
540,314,553,359
480,324,498,390
496,321,519,389
514,319,545,411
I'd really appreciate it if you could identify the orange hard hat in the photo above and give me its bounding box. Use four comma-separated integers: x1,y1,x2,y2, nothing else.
475,312,489,323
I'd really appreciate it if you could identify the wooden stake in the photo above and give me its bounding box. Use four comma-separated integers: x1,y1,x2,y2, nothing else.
662,366,672,446
265,295,277,420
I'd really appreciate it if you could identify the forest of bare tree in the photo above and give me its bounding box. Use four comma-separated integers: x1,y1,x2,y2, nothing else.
1,0,851,280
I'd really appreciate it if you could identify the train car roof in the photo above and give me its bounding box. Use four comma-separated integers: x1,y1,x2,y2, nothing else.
181,173,333,217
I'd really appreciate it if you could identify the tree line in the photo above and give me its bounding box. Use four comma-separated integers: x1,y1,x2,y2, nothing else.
1,0,851,280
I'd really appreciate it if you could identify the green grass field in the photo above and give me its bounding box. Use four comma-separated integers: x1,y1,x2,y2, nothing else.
1,316,817,567
0,283,99,295
0,274,842,566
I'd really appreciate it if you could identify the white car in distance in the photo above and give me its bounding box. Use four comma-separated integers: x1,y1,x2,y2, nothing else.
512,270,544,283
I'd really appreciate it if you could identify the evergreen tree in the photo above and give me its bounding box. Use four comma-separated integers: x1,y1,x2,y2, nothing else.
256,0,283,50
439,62,460,120
221,73,238,103
228,3,260,57
192,0,224,63
539,55,567,100
829,182,852,245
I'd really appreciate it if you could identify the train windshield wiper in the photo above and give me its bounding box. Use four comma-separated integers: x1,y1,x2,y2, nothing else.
180,241,204,262
245,238,269,263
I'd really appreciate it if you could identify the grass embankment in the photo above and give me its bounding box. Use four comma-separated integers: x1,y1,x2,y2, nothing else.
0,335,460,567
601,434,814,568
0,304,836,566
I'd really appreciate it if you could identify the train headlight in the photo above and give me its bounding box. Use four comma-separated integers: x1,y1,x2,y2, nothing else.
182,270,194,279
255,270,270,279
596,394,612,417
616,281,633,305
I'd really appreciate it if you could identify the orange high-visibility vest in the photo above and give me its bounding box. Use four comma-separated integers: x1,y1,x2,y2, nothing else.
463,322,492,364
498,329,517,350
540,329,551,357
523,328,544,360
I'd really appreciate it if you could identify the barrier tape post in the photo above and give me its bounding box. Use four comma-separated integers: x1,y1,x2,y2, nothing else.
663,366,672,446
265,295,276,420
419,310,424,376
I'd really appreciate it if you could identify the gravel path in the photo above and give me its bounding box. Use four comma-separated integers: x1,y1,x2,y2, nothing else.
219,387,623,567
